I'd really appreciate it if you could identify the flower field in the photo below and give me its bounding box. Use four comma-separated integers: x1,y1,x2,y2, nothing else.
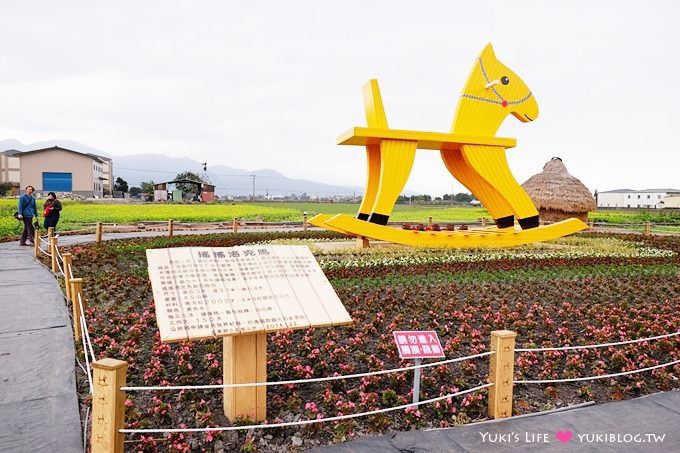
64,231,680,452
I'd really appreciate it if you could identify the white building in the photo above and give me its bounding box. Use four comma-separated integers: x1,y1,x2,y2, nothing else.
596,189,680,209
0,150,22,194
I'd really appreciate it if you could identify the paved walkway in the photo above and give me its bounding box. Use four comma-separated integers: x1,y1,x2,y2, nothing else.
310,391,680,452
1,229,678,453
0,240,82,453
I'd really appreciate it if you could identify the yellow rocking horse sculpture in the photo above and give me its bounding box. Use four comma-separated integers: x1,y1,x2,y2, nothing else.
310,44,588,247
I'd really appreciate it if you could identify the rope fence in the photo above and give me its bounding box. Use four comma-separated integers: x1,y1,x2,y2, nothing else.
515,330,680,352
515,359,680,385
588,221,680,236
78,292,97,365
36,244,50,256
120,383,495,435
121,351,495,392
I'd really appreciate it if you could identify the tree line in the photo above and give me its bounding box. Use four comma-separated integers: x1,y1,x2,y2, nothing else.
112,172,476,204
114,171,203,199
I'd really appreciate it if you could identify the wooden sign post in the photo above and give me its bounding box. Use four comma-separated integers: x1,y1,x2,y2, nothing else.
223,333,267,421
146,245,352,422
393,330,445,404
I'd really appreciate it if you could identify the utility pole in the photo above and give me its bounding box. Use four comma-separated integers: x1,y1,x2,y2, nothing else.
201,162,210,184
250,174,256,201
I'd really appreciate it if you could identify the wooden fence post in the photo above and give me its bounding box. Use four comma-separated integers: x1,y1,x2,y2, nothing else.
488,330,516,419
48,226,54,240
70,278,84,342
50,236,59,273
91,358,128,453
168,219,174,238
303,213,308,232
96,222,103,244
644,221,652,236
428,216,433,227
63,253,73,301
33,228,40,257
480,218,487,228
232,218,239,234
356,236,369,249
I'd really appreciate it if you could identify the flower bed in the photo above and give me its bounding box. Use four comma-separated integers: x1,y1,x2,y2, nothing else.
65,231,680,452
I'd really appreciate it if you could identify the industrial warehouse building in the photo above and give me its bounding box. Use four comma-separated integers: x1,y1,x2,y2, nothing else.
0,146,113,197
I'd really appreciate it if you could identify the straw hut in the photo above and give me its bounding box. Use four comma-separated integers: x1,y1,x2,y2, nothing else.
521,157,595,223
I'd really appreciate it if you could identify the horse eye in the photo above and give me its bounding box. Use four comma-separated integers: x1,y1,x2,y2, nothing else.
501,76,510,85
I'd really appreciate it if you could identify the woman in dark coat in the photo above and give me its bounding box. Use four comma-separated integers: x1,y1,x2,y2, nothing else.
43,192,63,231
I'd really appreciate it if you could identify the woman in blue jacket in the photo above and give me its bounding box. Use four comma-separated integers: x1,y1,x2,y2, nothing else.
17,185,37,246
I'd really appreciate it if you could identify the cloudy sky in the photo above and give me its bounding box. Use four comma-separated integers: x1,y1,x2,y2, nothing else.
2,1,678,196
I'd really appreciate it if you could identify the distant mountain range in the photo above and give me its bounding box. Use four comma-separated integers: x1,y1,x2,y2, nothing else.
1,139,376,198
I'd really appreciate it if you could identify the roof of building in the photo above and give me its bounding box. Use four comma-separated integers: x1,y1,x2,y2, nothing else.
599,189,635,193
17,146,107,163
0,149,23,156
153,179,215,191
87,153,111,162
599,188,680,194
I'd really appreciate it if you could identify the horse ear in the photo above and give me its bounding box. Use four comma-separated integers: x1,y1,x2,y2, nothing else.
480,43,497,60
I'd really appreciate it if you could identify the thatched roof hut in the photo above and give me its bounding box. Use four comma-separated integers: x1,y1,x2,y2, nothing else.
522,157,596,223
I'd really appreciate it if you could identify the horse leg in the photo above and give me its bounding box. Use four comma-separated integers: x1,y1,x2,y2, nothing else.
357,145,381,220
461,145,539,229
368,139,417,225
358,79,389,221
441,147,516,228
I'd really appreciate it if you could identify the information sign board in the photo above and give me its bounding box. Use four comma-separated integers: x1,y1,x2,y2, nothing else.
146,245,352,342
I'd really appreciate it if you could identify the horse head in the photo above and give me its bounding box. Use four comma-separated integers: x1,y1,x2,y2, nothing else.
452,43,539,136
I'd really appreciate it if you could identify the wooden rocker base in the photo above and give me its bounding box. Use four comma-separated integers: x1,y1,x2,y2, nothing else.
308,213,352,234
318,214,588,248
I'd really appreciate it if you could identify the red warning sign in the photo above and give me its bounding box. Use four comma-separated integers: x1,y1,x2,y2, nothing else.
392,330,445,359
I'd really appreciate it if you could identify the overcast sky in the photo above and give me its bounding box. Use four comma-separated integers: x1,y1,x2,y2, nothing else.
2,1,679,196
